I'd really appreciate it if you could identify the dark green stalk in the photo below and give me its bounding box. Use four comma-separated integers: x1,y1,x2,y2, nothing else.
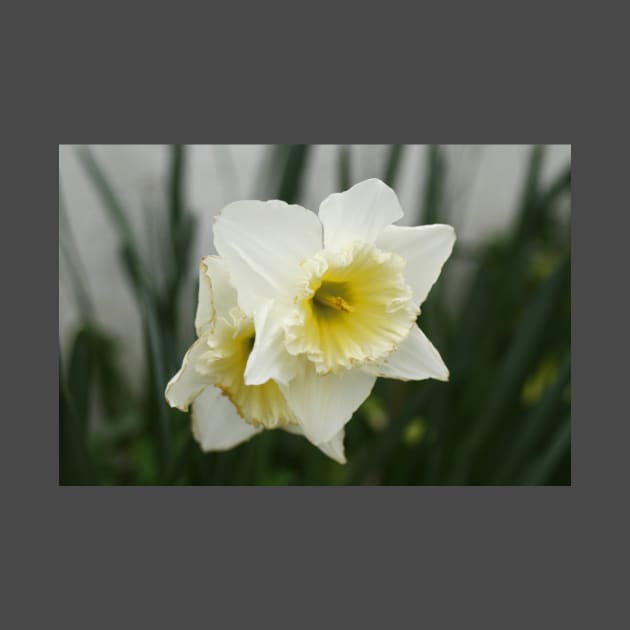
121,247,173,478
511,144,546,244
164,144,194,369
338,145,352,190
518,417,571,484
166,144,195,300
276,144,311,204
169,144,185,230
60,352,95,485
420,145,446,225
493,354,570,483
76,146,139,255
383,144,405,188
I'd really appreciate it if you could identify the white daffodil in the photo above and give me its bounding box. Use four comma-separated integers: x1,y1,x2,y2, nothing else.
165,255,347,463
213,178,456,450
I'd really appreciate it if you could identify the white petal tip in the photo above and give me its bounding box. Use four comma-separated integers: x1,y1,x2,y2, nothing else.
432,223,456,246
359,177,388,187
436,360,450,382
164,382,188,412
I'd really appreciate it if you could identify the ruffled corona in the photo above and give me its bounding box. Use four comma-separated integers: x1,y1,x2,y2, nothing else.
284,243,419,374
196,309,297,429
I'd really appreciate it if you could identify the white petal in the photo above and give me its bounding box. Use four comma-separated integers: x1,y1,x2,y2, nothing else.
375,224,455,306
283,424,347,464
281,363,376,445
315,428,347,464
213,199,323,315
195,256,239,335
194,259,213,336
191,385,261,451
165,338,211,411
319,178,404,251
244,300,298,386
366,324,449,382
207,255,240,317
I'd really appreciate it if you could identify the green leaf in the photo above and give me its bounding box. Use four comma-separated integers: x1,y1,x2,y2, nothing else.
138,283,174,478
493,354,570,483
276,144,311,204
338,145,352,190
450,256,570,481
166,144,195,301
511,144,546,244
75,146,139,256
419,144,446,225
59,356,95,485
168,144,185,229
383,144,405,188
66,327,95,436
90,328,135,418
539,165,571,210
77,147,176,480
518,417,570,484
167,431,196,484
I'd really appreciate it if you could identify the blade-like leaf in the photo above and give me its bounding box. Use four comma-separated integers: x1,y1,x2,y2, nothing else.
419,144,446,225
493,353,570,483
518,417,570,484
59,358,94,485
511,144,546,244
75,145,139,255
276,144,311,204
168,144,185,229
450,256,570,481
67,327,95,437
167,144,195,297
338,145,351,190
383,144,405,188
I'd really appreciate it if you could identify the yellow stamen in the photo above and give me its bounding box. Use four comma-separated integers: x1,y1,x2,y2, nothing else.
314,292,355,312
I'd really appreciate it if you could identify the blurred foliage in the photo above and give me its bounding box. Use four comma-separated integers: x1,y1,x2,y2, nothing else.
59,144,571,485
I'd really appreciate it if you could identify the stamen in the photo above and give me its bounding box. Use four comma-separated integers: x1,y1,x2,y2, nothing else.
314,292,355,312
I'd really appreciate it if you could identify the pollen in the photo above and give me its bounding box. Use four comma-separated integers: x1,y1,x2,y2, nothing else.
313,282,355,313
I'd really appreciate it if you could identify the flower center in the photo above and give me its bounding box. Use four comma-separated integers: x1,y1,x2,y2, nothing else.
196,316,296,429
313,281,355,314
284,243,419,374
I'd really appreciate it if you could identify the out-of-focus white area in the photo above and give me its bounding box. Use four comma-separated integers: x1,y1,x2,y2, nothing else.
59,144,570,390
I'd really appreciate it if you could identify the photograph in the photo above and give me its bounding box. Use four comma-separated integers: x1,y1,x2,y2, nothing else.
59,144,571,485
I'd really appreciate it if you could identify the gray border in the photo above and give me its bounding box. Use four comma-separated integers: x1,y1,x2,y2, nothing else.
10,8,619,627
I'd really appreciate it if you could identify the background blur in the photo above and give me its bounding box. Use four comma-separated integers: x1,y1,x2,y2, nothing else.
59,144,571,485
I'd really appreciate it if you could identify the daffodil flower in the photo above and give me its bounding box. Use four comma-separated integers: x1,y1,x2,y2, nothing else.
212,178,455,450
165,256,347,463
